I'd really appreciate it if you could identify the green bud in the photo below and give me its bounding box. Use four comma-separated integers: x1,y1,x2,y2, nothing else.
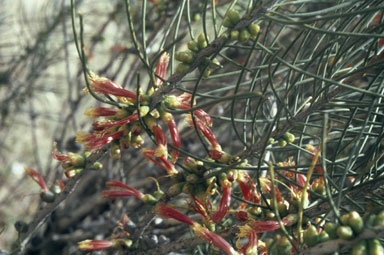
248,24,260,38
348,211,364,234
352,240,368,255
40,190,55,203
222,16,235,28
193,13,200,22
168,182,185,196
90,162,103,171
279,139,287,148
182,183,194,194
336,225,354,240
197,32,208,49
209,58,222,69
341,213,350,225
373,210,384,227
324,222,338,239
143,194,157,204
230,30,239,41
226,9,241,25
318,231,330,243
186,174,199,184
303,225,319,247
239,28,250,44
368,239,384,255
268,137,275,144
219,30,230,40
283,132,295,143
203,69,211,78
176,63,190,74
188,40,200,52
175,51,195,64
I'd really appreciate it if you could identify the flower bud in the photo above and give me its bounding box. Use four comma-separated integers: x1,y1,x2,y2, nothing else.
91,162,103,171
248,24,260,38
226,9,241,25
175,51,195,64
168,182,185,196
188,40,200,52
222,17,235,28
176,63,190,74
197,32,208,49
40,190,55,203
239,28,250,44
230,30,239,41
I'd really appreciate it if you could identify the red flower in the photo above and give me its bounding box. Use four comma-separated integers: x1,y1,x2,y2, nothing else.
237,226,258,255
78,240,114,250
165,93,212,126
189,196,213,226
25,168,48,192
84,107,120,119
161,111,180,163
154,52,169,86
156,203,239,255
76,129,124,150
249,214,297,233
142,148,178,176
88,75,137,101
102,180,157,204
236,171,261,209
186,114,221,150
92,114,138,130
52,142,85,167
211,179,232,223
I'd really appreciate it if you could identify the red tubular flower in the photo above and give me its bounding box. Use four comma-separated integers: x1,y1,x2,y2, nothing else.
165,93,212,126
189,196,213,226
88,75,137,101
211,179,232,223
78,240,114,250
156,203,195,226
186,114,220,149
152,125,168,158
52,142,85,167
102,180,157,204
155,52,169,86
249,214,297,234
259,177,283,203
237,226,258,255
76,129,124,150
142,148,178,176
84,107,120,119
156,203,239,255
25,168,48,192
93,114,139,130
161,111,180,163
